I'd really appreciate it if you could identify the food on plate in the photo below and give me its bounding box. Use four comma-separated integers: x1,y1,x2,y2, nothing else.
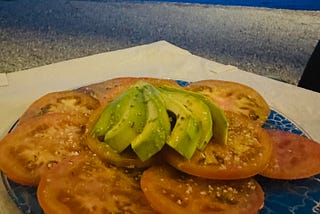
0,113,88,185
140,164,265,214
186,80,270,124
0,77,319,214
18,90,100,125
260,129,320,179
162,111,273,180
37,153,154,214
88,80,228,162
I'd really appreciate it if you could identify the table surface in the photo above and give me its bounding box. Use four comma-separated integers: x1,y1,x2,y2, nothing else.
1,0,320,85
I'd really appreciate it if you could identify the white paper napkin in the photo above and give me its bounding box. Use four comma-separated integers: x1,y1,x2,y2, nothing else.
0,73,8,86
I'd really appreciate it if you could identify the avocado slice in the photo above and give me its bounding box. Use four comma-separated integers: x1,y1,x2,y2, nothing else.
198,95,228,145
102,85,147,152
160,91,202,159
92,87,136,137
131,83,171,161
159,86,214,150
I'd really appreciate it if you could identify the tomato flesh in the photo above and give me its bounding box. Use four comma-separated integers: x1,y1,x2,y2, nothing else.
260,129,320,179
19,90,100,124
0,113,88,185
37,153,154,214
187,80,270,124
141,164,265,214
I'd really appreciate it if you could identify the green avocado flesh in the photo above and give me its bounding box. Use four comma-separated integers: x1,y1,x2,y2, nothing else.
159,91,203,159
159,86,214,151
131,84,171,161
160,86,228,146
103,86,147,152
92,81,228,161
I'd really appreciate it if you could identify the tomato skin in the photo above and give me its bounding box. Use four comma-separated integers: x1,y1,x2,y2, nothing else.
260,129,320,179
141,164,265,214
163,112,273,180
19,90,100,124
187,80,270,124
37,153,155,214
0,113,88,185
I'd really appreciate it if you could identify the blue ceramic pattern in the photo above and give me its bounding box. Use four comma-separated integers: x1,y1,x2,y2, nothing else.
262,110,305,136
1,80,319,214
176,79,190,87
1,173,43,214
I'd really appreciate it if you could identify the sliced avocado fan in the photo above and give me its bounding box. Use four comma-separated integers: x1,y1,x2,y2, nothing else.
91,81,228,161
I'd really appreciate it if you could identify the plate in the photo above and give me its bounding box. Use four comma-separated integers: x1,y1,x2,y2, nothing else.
1,80,320,214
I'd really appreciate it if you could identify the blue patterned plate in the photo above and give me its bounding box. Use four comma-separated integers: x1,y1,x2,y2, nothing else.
1,80,320,214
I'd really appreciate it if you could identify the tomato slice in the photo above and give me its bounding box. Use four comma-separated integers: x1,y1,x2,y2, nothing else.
260,129,320,179
19,90,100,124
37,153,154,214
187,80,270,124
163,111,273,180
0,113,88,185
141,164,265,214
85,106,160,168
77,77,180,106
